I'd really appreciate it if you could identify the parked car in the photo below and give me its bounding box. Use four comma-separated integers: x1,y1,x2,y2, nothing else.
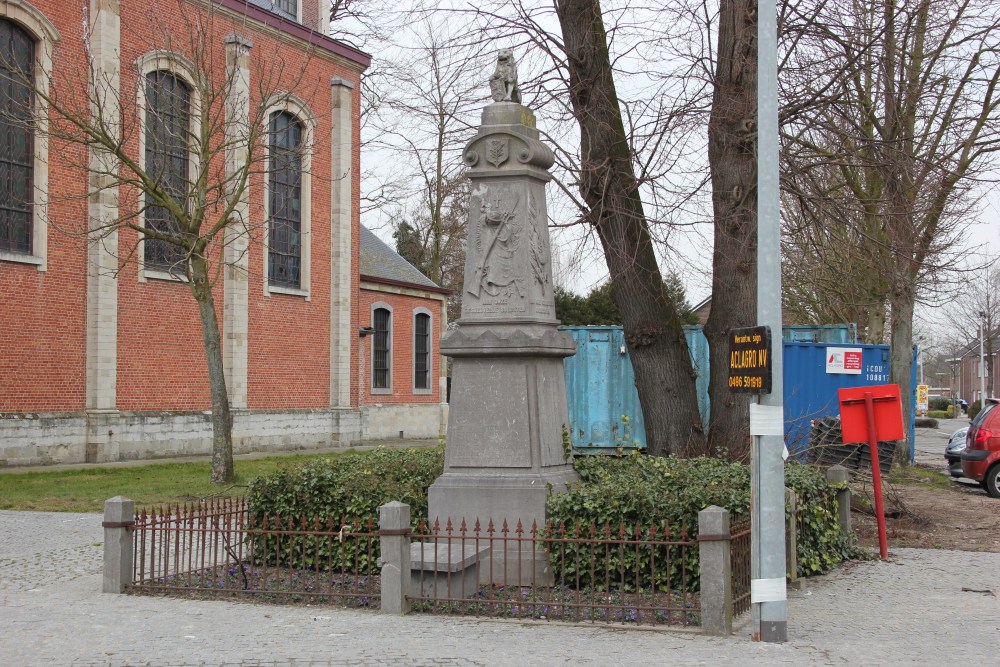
945,426,969,477
960,398,1000,497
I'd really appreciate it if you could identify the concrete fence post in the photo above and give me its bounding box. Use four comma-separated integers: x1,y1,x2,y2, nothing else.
826,465,852,534
378,501,411,614
698,505,732,635
102,496,134,593
785,487,799,584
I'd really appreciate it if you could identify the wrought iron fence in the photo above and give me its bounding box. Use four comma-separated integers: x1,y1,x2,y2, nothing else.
407,517,700,626
129,497,380,608
730,516,752,617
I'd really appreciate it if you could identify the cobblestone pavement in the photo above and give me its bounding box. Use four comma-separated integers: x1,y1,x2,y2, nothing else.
2,510,997,666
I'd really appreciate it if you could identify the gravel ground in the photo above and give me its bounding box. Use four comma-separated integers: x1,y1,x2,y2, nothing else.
1,509,998,666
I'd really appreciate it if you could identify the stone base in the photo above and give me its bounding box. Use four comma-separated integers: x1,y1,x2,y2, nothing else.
428,469,578,586
410,542,490,599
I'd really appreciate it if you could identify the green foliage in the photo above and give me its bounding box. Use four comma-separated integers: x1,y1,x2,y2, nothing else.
555,274,697,327
555,284,623,325
928,397,951,412
545,453,860,591
926,410,951,419
970,400,983,420
245,447,445,570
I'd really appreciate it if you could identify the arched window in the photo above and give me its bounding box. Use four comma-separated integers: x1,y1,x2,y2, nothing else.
144,70,191,270
0,18,34,255
268,110,303,288
413,309,432,393
372,305,392,392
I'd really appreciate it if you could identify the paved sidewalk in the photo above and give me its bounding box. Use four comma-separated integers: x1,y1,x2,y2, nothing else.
1,510,997,666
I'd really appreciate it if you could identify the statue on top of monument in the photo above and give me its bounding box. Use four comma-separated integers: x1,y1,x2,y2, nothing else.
489,48,521,103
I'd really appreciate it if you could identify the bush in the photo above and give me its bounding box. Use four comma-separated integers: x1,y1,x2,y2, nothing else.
928,397,951,412
926,410,951,419
970,400,983,420
545,452,860,591
245,446,445,569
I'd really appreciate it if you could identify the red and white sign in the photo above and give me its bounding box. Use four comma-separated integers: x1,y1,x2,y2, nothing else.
826,347,863,374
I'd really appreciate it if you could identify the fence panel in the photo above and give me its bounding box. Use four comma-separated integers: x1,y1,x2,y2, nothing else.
408,517,699,626
130,497,380,608
730,516,752,617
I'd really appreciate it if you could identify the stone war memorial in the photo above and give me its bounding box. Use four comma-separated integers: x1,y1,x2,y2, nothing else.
427,49,579,583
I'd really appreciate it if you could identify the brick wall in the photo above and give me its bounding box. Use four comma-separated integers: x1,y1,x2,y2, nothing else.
0,1,90,413
358,284,446,405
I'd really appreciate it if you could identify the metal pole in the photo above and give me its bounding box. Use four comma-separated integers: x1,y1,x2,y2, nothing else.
755,0,788,643
980,312,987,404
863,392,889,559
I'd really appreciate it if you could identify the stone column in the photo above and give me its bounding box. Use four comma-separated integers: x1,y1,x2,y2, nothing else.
85,0,121,463
698,505,733,635
329,78,355,412
428,97,578,584
378,501,411,614
102,496,134,593
222,34,253,410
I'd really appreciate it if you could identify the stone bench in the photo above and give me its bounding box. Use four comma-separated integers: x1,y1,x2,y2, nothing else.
410,542,490,599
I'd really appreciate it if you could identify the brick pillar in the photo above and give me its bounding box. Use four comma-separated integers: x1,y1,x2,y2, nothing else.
826,465,852,534
329,78,355,411
85,0,122,462
378,501,411,614
223,34,253,410
698,505,733,635
102,496,134,593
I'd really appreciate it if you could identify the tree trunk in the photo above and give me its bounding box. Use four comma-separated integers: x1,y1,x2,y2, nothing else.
704,0,758,461
555,0,706,456
189,253,235,484
888,281,915,467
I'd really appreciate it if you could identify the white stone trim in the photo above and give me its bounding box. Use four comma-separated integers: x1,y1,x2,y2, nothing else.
85,0,121,414
261,92,316,300
370,301,393,395
0,0,59,271
412,307,433,395
223,34,253,410
329,79,354,408
133,50,203,282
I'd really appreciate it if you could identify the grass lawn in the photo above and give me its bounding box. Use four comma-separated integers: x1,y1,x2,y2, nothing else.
0,451,351,513
887,464,955,491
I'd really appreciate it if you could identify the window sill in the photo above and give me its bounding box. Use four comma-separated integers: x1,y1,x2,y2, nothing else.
143,268,188,283
413,388,432,396
0,251,45,270
268,284,310,300
371,388,393,396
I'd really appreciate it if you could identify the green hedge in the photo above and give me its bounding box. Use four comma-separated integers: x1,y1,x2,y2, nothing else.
245,446,444,569
245,446,860,587
545,452,860,591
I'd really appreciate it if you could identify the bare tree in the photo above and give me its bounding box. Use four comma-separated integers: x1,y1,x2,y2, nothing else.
779,0,1000,462
366,18,485,317
701,0,758,460
943,256,999,398
3,2,320,483
553,0,706,456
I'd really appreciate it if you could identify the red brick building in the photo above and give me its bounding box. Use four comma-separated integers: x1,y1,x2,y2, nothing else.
0,0,447,465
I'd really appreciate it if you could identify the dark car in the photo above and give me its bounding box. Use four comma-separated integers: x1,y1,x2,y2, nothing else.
945,426,969,477
960,398,1000,497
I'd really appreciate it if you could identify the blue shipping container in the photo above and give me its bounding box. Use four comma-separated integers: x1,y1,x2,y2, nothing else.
561,325,708,451
562,327,916,460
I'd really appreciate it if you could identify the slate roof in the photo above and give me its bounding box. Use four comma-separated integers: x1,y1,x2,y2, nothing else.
359,225,441,290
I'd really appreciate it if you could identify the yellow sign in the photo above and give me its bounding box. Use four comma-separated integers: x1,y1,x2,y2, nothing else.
917,384,929,413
